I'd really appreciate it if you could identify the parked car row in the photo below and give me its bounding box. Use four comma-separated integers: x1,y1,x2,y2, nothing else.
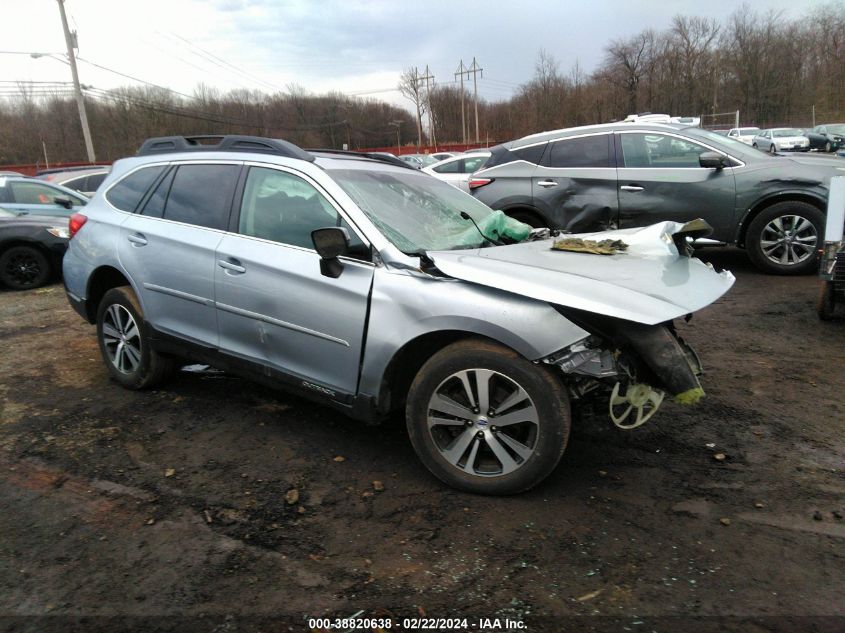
723,125,845,154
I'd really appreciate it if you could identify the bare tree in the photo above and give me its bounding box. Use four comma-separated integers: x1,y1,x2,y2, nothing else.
398,67,426,146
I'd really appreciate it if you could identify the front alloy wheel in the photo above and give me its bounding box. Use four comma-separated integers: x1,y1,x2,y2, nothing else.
758,215,817,266
426,369,539,477
746,201,824,275
406,339,570,494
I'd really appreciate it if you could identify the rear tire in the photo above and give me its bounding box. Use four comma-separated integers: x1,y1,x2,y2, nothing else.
746,201,824,275
406,338,570,495
96,286,174,390
0,245,51,290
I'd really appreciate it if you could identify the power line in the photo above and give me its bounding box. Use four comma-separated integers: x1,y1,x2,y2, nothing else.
76,56,194,99
162,30,282,93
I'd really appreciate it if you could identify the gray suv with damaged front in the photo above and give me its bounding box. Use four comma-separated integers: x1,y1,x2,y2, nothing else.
63,135,733,494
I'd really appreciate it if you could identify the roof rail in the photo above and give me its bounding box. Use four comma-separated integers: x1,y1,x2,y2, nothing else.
136,135,315,162
306,148,416,170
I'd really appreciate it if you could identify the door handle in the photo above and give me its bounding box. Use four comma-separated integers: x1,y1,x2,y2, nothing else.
620,185,644,192
537,180,559,188
218,259,246,274
127,233,148,246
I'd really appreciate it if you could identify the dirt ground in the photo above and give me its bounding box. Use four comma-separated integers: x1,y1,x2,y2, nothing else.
0,248,844,633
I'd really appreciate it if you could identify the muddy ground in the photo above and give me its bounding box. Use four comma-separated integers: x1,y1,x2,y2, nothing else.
0,248,843,633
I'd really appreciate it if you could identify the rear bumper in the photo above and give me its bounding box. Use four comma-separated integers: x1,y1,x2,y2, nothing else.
64,284,90,322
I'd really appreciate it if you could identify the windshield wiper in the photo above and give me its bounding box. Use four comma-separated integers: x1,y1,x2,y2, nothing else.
459,211,504,246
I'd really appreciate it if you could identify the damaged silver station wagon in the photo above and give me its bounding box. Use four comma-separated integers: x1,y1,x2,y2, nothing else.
63,136,734,494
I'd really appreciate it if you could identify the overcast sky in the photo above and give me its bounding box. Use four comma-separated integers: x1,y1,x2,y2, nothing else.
0,0,831,111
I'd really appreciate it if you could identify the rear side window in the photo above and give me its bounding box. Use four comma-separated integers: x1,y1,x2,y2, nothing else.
162,164,240,230
546,135,612,168
433,160,461,174
106,166,165,212
62,176,88,191
86,173,107,191
139,168,175,218
512,144,546,165
463,155,489,172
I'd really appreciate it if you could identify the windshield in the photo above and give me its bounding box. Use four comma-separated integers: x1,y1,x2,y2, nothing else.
773,128,803,138
826,124,845,134
687,128,753,152
329,168,500,253
739,128,759,135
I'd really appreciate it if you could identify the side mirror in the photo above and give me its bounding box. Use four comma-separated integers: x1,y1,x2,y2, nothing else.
699,152,727,169
311,227,350,278
54,196,73,209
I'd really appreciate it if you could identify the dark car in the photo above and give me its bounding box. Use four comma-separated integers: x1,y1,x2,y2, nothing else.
0,207,69,289
0,175,88,217
804,124,845,153
470,122,845,274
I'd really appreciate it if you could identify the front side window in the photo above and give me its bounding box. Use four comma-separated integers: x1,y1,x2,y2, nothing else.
106,165,165,212
10,181,84,206
162,164,240,230
238,167,340,249
546,135,611,168
621,133,709,168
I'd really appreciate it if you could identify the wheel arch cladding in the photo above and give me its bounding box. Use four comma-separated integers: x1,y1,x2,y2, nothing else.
738,193,825,246
85,266,134,323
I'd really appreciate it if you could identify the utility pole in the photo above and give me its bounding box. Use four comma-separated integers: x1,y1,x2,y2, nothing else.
468,57,483,144
389,120,403,154
455,60,467,144
420,65,436,150
56,0,95,162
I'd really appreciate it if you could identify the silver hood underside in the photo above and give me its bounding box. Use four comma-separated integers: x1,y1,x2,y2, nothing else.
428,222,735,325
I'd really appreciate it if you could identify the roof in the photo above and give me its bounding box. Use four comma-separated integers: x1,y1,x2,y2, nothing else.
505,122,687,149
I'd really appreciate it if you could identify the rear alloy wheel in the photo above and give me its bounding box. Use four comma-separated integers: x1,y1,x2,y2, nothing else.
0,245,51,290
96,286,174,389
406,339,570,494
746,202,824,275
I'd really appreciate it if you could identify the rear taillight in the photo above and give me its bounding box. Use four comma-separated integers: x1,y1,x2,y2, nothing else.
468,177,494,190
69,212,87,239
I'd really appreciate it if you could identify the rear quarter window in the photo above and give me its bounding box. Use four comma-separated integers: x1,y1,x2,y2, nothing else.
105,166,166,212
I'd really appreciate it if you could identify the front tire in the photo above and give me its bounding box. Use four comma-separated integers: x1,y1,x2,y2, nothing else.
406,338,570,495
817,280,836,320
96,286,174,390
746,201,824,275
508,209,547,229
0,245,51,290
824,141,832,153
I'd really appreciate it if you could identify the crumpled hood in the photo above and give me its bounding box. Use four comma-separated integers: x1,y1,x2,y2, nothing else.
429,222,735,325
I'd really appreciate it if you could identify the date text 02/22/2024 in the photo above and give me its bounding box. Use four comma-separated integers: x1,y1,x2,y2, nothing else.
308,617,526,631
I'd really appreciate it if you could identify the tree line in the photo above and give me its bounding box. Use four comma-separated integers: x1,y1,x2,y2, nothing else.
1,3,843,165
